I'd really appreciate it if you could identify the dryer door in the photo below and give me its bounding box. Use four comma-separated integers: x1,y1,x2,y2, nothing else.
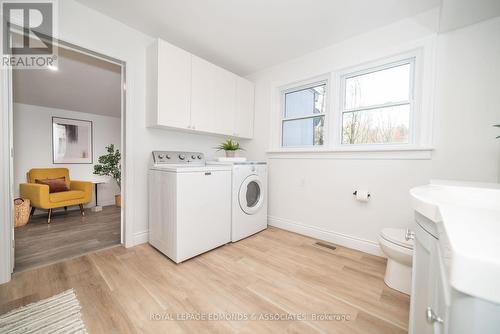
238,175,264,215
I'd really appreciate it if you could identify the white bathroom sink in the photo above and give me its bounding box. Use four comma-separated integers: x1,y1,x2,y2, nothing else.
410,180,500,304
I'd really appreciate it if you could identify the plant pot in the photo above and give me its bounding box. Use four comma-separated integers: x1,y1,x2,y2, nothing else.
225,150,236,158
115,194,121,207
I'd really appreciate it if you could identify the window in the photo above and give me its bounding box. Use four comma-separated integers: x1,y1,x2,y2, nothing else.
281,81,327,147
272,47,433,158
341,59,414,145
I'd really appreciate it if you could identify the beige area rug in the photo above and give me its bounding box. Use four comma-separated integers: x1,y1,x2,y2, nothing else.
0,289,87,333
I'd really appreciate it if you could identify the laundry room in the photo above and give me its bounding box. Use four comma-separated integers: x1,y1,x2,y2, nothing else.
1,1,500,334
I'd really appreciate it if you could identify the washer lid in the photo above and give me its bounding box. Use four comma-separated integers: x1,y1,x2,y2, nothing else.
381,228,414,249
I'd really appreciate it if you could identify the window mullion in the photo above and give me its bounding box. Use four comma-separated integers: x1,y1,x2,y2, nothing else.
282,113,325,122
342,101,410,114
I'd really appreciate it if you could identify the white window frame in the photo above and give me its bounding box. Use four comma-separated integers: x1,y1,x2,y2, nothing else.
280,79,329,148
338,57,416,147
268,46,435,159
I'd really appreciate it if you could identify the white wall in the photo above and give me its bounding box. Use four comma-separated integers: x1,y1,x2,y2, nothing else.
13,103,121,208
431,18,500,181
246,12,500,255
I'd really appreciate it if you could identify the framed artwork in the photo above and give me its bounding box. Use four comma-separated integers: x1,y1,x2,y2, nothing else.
52,117,93,164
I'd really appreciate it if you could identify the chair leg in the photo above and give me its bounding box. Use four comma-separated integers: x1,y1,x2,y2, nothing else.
30,207,36,217
47,209,52,224
79,204,85,216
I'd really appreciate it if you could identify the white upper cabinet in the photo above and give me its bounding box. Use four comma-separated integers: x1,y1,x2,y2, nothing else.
234,77,255,139
147,39,191,129
147,38,254,138
191,55,216,132
214,67,237,136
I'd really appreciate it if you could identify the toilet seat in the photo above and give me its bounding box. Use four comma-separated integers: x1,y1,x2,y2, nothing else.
380,228,413,250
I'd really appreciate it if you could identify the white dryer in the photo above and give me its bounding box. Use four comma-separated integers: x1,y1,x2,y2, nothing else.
209,161,268,242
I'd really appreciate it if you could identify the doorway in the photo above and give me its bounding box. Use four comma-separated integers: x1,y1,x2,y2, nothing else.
8,39,126,273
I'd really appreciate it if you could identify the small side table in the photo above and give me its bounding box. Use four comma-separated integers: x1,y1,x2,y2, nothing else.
90,180,107,212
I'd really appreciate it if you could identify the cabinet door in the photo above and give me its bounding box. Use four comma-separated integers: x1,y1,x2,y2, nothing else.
409,221,436,334
234,77,255,138
214,67,237,136
431,246,448,334
157,39,191,129
191,55,216,132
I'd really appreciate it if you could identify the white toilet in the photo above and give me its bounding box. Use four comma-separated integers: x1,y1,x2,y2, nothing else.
379,228,414,295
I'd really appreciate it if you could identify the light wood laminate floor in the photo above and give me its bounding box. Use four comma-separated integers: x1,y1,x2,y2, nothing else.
1,227,409,333
14,205,121,273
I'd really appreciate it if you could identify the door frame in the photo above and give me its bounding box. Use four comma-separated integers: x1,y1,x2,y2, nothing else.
0,66,13,283
0,36,129,283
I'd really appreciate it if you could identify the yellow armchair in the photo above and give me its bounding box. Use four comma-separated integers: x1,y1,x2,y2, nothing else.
20,168,92,223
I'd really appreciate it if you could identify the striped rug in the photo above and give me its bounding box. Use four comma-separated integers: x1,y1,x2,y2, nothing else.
0,289,87,334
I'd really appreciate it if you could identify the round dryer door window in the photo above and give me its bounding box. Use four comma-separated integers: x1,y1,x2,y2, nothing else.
239,175,264,215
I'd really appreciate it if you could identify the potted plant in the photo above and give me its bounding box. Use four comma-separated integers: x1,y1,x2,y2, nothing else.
94,144,122,207
216,138,244,158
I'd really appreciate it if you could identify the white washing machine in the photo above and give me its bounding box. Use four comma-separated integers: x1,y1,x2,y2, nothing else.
208,161,268,242
149,151,232,263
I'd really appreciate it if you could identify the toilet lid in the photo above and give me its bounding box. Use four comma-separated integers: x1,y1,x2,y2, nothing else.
381,228,414,249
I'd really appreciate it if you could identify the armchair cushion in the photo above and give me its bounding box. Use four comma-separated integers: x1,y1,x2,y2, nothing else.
49,190,85,203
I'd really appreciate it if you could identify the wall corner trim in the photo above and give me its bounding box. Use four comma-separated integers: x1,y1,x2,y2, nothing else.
267,215,385,257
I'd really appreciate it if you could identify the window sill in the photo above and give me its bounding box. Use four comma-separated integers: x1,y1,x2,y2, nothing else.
266,146,434,160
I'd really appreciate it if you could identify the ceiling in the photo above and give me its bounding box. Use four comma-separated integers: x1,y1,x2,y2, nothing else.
13,46,122,118
439,0,500,32
75,0,441,75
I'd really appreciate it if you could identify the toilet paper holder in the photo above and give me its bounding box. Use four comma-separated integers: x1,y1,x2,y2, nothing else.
352,190,371,198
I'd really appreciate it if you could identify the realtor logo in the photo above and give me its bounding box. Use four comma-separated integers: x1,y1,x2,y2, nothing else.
1,0,58,69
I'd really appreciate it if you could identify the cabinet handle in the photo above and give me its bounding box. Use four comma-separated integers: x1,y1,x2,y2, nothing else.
426,307,443,324
405,228,415,241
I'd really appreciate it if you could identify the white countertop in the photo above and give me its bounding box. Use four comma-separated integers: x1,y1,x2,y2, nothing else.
410,180,500,304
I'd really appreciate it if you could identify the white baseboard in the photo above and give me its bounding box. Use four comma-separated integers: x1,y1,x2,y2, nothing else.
129,219,384,257
133,230,149,246
267,215,384,257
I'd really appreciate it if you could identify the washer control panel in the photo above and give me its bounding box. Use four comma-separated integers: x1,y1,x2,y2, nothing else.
152,151,205,165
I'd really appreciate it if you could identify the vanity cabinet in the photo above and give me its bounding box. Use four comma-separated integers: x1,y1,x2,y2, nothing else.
409,212,500,334
147,38,254,139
